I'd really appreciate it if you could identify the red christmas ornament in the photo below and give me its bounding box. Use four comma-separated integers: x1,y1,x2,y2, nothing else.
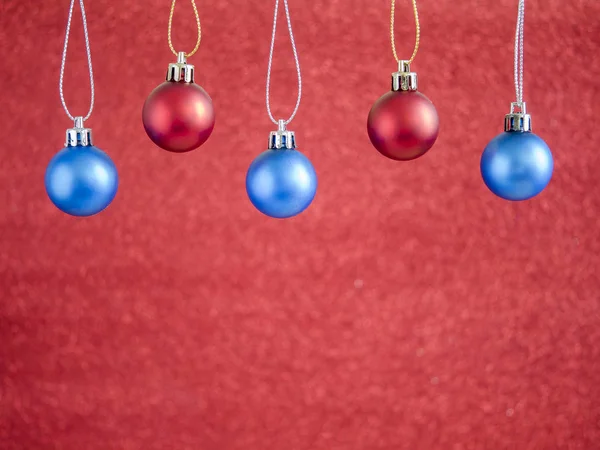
142,52,215,153
368,62,439,161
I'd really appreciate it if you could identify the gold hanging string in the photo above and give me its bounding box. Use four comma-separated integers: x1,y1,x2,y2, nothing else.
390,0,420,65
168,0,202,58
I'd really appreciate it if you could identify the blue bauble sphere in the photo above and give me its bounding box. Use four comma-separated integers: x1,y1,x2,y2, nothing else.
246,149,317,218
45,145,119,216
480,132,553,201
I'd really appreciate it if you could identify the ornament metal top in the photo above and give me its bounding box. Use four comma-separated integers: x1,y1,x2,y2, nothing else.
504,101,531,132
65,116,93,147
268,119,296,150
391,60,418,92
167,51,195,83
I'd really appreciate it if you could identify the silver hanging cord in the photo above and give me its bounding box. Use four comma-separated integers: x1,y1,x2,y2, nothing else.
59,0,95,123
265,0,302,126
514,0,525,105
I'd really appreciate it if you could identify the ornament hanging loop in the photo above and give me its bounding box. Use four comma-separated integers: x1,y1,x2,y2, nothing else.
398,60,410,73
510,102,526,114
265,0,302,126
390,0,420,65
514,0,525,104
168,0,202,58
59,0,95,122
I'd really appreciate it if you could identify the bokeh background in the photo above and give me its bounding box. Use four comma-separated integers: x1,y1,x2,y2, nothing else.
1,0,599,448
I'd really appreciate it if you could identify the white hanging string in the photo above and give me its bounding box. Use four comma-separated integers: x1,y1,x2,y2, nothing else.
514,0,525,105
59,0,95,122
265,0,302,126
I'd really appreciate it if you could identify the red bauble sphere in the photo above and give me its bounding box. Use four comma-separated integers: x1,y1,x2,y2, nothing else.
142,81,215,153
367,90,439,161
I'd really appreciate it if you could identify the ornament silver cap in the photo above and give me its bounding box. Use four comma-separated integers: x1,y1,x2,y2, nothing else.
268,120,296,149
65,116,93,147
505,102,532,132
166,52,195,83
392,60,418,92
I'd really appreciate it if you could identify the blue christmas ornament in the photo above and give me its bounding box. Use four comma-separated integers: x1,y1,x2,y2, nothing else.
45,120,118,216
481,102,553,201
246,123,317,219
481,129,553,201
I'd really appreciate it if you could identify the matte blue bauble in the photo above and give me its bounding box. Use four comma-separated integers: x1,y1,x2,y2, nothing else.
246,149,317,219
45,145,118,216
481,132,553,201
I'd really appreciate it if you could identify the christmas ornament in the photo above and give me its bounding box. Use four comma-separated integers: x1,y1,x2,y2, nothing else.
246,0,317,219
142,0,215,153
367,0,439,161
481,0,553,201
45,0,118,217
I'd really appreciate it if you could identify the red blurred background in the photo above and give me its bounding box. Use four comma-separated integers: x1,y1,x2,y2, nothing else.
1,0,599,448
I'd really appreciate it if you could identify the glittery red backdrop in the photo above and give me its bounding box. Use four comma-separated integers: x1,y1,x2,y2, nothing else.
1,0,599,448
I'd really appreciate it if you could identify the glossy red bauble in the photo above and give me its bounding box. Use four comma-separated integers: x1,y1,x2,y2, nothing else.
142,81,215,153
367,90,439,161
